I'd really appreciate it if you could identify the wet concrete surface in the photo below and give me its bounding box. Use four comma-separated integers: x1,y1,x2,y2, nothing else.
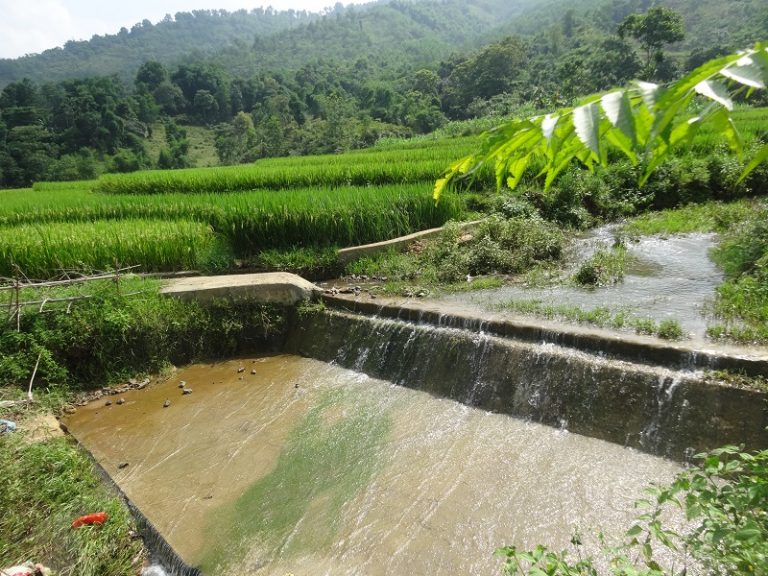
65,356,683,575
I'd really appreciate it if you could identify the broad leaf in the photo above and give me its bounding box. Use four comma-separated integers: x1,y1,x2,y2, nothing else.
573,102,601,156
601,91,636,143
695,79,734,110
721,58,766,89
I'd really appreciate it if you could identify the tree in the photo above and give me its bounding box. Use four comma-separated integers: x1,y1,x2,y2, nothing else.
435,41,768,201
135,61,168,92
618,6,685,79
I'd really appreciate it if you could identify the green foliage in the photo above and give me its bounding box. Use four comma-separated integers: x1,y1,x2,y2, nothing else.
708,202,768,342
573,246,627,287
0,286,287,388
0,219,218,277
348,216,564,288
618,6,686,78
497,445,768,576
436,42,768,201
0,435,142,576
94,137,481,194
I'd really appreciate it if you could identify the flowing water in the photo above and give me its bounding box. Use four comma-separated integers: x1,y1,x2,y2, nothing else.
436,231,722,338
65,355,682,575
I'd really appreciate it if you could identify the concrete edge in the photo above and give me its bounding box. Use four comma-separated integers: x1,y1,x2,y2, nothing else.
320,294,768,377
336,220,484,265
160,272,322,305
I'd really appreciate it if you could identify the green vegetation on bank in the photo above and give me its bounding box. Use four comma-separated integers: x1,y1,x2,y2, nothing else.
499,445,768,576
0,433,142,576
0,279,291,575
346,217,565,291
0,279,287,387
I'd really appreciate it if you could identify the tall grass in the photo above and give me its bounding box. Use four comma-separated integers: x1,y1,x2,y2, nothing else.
93,138,486,195
4,184,463,255
0,220,217,277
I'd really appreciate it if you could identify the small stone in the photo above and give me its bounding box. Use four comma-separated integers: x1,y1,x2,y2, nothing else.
294,383,300,389
105,400,112,406
118,462,129,469
63,406,77,415
116,398,125,405
251,369,257,375
163,399,171,408
239,376,244,381
178,381,186,388
237,367,245,373
182,388,192,395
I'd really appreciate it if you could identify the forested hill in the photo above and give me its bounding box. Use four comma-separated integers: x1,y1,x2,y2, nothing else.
0,8,319,88
496,0,767,52
0,0,539,89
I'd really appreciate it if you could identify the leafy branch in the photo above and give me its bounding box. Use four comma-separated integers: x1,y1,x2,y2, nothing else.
496,446,768,576
435,41,768,201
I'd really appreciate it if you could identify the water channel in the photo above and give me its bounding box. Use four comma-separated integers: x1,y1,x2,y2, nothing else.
65,355,682,575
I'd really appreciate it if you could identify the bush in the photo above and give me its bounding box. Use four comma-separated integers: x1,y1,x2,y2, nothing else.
497,445,768,576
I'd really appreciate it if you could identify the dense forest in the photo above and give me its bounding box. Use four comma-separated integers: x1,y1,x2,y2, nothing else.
0,0,766,188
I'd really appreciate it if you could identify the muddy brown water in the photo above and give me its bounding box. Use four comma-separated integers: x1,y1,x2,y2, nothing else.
65,356,682,575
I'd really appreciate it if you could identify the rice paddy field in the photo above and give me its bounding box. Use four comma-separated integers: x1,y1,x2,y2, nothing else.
0,137,476,278
1,107,766,280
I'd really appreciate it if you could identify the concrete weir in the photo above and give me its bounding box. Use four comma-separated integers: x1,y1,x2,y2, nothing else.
66,273,767,575
160,272,321,304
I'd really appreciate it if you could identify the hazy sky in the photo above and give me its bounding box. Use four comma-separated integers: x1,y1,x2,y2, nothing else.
0,0,374,59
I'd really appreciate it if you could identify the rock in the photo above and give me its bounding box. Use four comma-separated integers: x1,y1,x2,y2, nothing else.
237,367,245,373
294,383,300,389
163,400,171,408
63,406,77,415
118,462,129,469
178,381,186,388
251,369,257,375
182,388,192,395
0,419,17,434
105,400,112,406
116,398,125,405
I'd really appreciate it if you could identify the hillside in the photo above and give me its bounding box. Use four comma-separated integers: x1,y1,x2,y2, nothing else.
0,8,319,88
0,0,538,89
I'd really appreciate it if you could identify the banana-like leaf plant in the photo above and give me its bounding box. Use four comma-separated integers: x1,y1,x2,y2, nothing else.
434,41,768,201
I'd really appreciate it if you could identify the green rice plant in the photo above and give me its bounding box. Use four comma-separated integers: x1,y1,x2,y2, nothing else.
0,185,463,254
0,220,217,278
92,138,490,195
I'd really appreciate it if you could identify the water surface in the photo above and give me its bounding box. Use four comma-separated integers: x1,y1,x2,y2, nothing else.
65,356,681,575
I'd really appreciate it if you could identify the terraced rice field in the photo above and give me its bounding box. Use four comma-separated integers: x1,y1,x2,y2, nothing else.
0,138,473,278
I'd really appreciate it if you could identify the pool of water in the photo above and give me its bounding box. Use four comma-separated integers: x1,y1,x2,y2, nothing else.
65,356,682,575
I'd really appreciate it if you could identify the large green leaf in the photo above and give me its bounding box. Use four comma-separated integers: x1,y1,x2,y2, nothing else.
695,79,734,110
601,91,636,144
434,41,768,202
721,57,766,89
573,102,601,156
738,143,768,184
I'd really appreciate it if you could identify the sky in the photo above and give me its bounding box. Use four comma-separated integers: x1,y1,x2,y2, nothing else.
0,0,374,59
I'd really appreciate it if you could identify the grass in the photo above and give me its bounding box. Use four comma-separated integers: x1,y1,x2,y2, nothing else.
4,183,462,264
573,245,628,287
493,299,686,340
621,199,760,237
0,431,142,576
346,217,565,292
